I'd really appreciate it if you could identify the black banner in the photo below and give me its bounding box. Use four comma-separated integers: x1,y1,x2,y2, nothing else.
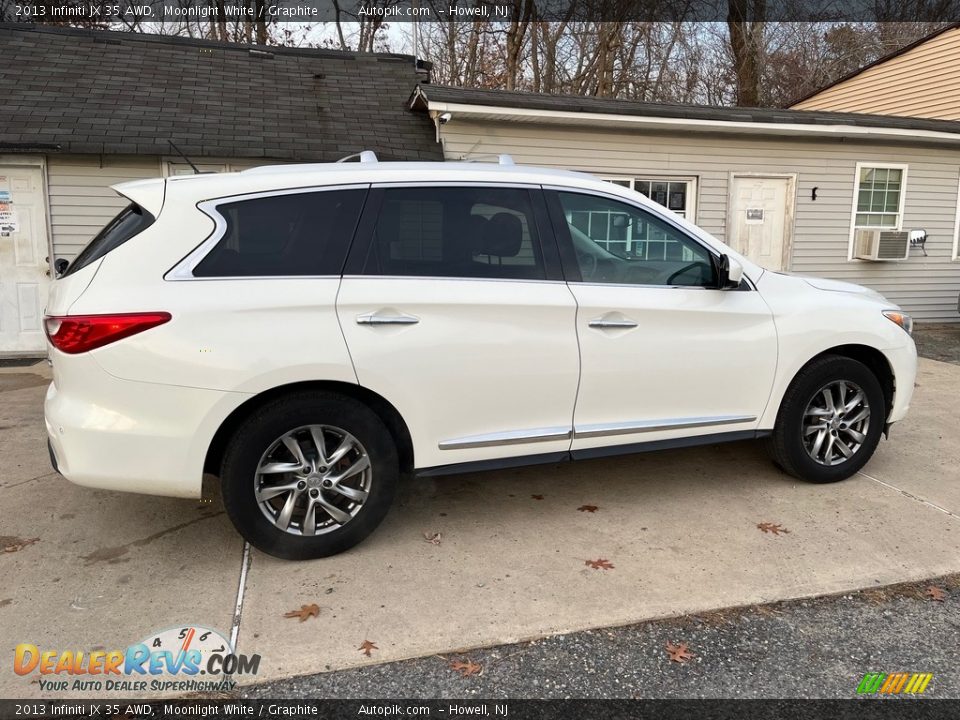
1,699,959,720
6,0,960,23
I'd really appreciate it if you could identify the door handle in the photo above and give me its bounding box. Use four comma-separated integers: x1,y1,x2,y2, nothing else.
588,318,638,329
356,311,420,326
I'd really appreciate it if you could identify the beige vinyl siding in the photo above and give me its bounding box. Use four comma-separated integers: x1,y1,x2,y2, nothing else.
46,155,271,261
792,28,960,121
439,120,960,321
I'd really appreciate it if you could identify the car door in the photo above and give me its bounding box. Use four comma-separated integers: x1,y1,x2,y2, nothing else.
337,184,579,472
544,188,778,458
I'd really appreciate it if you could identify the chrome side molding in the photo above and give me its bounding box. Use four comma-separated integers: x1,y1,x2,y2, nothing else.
438,415,756,450
439,426,572,450
574,415,756,439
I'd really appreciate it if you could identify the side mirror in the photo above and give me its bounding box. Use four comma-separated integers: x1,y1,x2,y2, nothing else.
716,254,743,289
54,258,69,277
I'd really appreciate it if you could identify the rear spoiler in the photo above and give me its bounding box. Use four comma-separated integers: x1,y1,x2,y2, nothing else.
110,178,165,217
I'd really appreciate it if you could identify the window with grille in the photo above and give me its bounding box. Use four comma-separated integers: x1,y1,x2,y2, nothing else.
854,165,906,229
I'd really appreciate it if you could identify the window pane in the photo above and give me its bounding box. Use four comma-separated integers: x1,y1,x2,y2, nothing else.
855,166,903,229
668,183,686,211
632,178,691,217
193,190,364,277
650,182,669,207
65,204,155,277
556,192,715,287
363,187,545,280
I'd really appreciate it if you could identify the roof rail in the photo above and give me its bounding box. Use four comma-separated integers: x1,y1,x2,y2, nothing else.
336,150,378,164
462,154,515,165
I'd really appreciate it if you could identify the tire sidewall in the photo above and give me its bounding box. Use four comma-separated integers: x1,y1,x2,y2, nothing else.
221,394,398,560
778,357,885,483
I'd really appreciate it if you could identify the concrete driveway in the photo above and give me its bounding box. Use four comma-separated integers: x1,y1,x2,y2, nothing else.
1,358,958,698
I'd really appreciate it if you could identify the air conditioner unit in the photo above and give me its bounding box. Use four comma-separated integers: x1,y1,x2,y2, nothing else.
853,229,910,261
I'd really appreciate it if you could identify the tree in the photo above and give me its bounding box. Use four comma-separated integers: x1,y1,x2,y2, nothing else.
726,0,766,106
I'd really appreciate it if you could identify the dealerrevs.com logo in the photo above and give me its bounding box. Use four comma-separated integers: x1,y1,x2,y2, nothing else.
14,625,260,693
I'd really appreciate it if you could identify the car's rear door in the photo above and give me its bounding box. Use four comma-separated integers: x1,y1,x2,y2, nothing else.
337,184,579,472
544,188,778,458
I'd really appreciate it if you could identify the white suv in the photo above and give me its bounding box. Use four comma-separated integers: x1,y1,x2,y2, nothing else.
44,156,917,559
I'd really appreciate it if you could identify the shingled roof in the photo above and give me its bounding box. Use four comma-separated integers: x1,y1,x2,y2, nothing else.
0,24,442,162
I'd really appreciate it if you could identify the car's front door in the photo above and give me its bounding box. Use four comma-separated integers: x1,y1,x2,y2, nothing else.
337,184,579,472
545,188,778,457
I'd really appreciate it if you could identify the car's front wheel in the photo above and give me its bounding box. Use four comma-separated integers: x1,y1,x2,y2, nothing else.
221,392,399,560
766,355,885,483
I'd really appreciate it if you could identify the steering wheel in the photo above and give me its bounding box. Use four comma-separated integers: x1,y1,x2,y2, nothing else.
577,252,598,280
666,261,708,286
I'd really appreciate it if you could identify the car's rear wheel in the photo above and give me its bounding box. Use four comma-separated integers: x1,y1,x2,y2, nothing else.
221,392,398,560
766,355,885,483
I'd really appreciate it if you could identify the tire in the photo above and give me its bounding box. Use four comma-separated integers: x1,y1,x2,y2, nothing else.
221,392,399,560
766,355,885,484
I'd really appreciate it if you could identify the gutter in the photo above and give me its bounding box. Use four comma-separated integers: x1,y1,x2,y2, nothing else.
411,87,960,147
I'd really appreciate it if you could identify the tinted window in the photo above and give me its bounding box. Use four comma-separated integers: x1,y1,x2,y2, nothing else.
193,189,365,277
556,192,716,287
362,187,546,280
64,204,154,276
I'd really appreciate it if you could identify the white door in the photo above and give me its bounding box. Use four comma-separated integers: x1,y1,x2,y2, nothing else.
546,189,778,455
337,185,580,471
729,176,792,271
0,166,50,354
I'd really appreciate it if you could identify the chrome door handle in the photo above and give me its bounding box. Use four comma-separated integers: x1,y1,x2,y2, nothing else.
588,318,638,329
356,311,420,326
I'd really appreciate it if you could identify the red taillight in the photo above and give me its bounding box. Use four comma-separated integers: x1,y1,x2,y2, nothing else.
44,312,171,354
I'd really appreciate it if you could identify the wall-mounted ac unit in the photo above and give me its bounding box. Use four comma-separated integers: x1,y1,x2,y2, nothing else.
853,229,910,261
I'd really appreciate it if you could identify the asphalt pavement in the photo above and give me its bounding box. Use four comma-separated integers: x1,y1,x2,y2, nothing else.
243,575,960,699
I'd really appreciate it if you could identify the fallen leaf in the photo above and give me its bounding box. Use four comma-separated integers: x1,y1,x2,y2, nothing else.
926,586,947,602
578,505,599,513
757,522,790,536
531,494,544,500
422,531,442,545
666,641,695,663
283,604,320,622
359,639,378,657
2,537,39,554
449,659,482,677
585,558,614,570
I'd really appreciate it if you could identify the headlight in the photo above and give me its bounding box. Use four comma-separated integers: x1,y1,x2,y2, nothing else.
882,310,913,336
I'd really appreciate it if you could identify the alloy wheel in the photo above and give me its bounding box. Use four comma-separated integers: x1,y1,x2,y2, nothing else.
801,380,871,466
255,425,372,536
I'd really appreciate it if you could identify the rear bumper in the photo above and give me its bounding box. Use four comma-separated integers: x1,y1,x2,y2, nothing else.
45,350,250,499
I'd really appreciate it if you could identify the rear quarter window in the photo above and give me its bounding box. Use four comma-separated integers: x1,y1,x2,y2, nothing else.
64,203,155,276
192,189,366,277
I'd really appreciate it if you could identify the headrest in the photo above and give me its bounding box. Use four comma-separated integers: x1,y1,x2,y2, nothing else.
477,212,523,258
